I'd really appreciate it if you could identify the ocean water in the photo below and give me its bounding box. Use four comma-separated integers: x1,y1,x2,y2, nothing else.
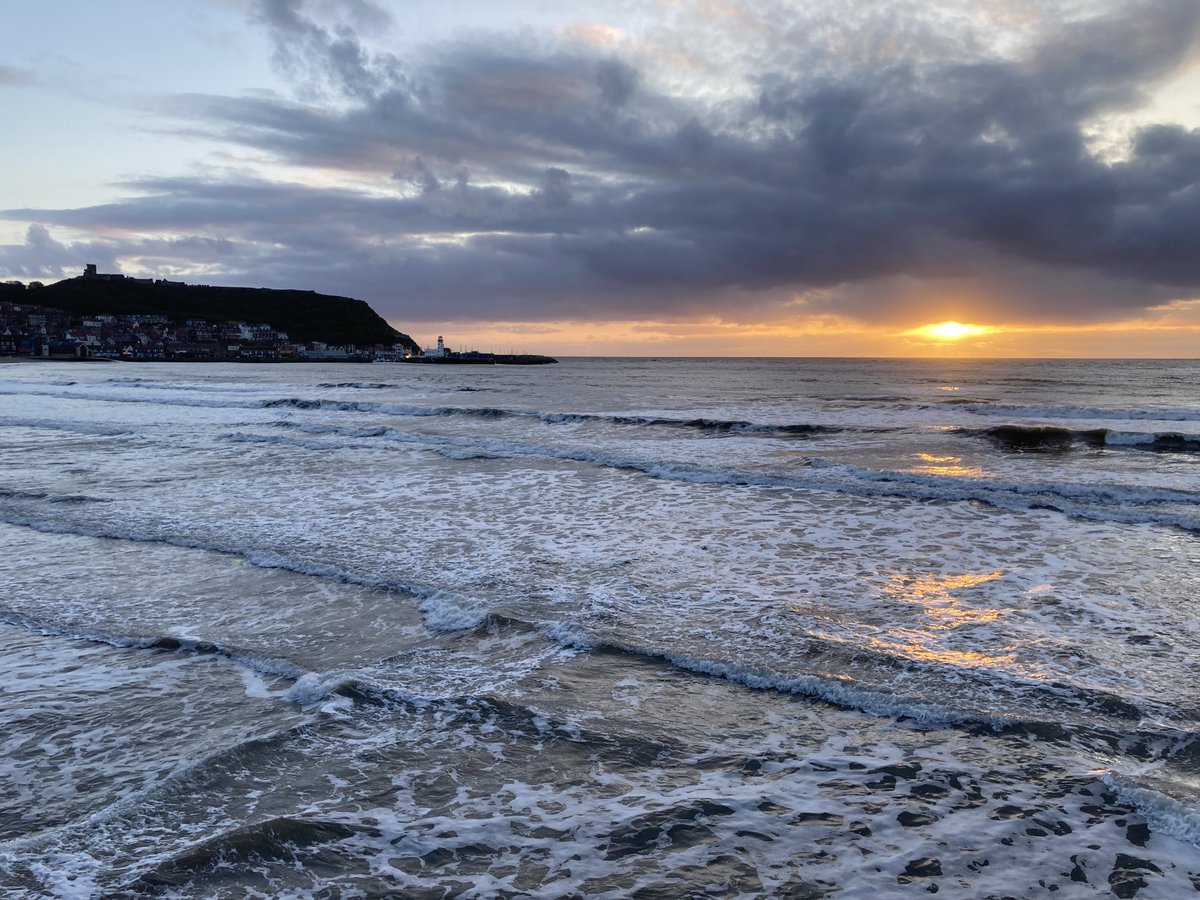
1,356,1198,898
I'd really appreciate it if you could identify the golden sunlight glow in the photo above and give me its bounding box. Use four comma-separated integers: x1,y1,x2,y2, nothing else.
396,306,1200,358
911,321,991,340
909,452,984,478
808,630,1018,669
788,568,1041,674
876,570,1007,629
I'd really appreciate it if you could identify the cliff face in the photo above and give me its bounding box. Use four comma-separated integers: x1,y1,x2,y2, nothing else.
25,277,419,352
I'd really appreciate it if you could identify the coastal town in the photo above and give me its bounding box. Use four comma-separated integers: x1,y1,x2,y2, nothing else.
0,267,556,364
1,285,396,363
0,271,408,362
0,295,389,362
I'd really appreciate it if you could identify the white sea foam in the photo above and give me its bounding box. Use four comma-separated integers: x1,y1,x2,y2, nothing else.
221,426,1200,532
1107,430,1161,446
418,591,490,632
283,672,360,708
1103,774,1200,849
4,359,1200,896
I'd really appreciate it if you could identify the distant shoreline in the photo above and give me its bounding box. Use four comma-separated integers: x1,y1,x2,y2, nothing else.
1,354,561,365
2,355,374,364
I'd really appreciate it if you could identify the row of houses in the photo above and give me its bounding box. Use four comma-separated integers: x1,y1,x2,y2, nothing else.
0,299,372,362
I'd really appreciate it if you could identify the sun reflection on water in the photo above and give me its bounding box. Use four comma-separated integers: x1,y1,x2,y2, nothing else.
812,629,1019,669
790,568,1028,673
909,452,984,477
877,570,1005,624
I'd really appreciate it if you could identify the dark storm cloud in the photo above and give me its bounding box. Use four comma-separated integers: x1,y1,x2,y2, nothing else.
4,0,1200,325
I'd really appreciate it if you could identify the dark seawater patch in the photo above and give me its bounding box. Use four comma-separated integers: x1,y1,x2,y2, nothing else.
0,383,862,438
268,421,390,438
0,605,583,722
542,628,1200,767
0,608,308,681
0,488,110,504
99,379,266,394
542,411,882,437
263,400,862,438
126,816,372,892
333,684,681,771
433,447,502,461
253,398,871,439
1117,432,1200,453
317,382,395,390
980,425,1106,453
836,395,915,403
0,417,133,437
93,694,703,896
317,382,483,392
261,398,326,410
994,377,1068,387
0,488,50,502
0,512,436,633
956,425,1200,454
0,386,264,409
260,398,514,420
948,402,1200,422
604,415,842,436
936,397,997,406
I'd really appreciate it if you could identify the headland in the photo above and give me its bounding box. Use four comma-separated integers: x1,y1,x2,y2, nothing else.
1,267,415,362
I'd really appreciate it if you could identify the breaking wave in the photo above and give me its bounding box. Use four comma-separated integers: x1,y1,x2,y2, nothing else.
957,424,1200,454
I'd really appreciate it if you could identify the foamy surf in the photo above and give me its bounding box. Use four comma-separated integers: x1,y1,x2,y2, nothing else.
3,357,1198,897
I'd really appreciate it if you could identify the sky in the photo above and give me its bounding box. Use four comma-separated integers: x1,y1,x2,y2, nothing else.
2,0,1200,357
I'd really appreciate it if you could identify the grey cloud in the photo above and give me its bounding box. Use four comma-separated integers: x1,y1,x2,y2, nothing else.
0,224,118,279
595,58,638,108
401,157,442,195
251,0,404,101
0,64,35,87
536,168,572,209
312,0,393,32
5,0,1200,327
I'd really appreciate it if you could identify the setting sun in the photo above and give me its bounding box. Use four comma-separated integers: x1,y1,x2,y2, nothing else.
910,321,990,340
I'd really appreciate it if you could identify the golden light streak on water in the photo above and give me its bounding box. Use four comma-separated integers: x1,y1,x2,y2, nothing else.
908,452,984,477
791,568,1031,673
876,570,1007,629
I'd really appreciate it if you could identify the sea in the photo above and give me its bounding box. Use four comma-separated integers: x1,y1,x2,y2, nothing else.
1,356,1198,898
